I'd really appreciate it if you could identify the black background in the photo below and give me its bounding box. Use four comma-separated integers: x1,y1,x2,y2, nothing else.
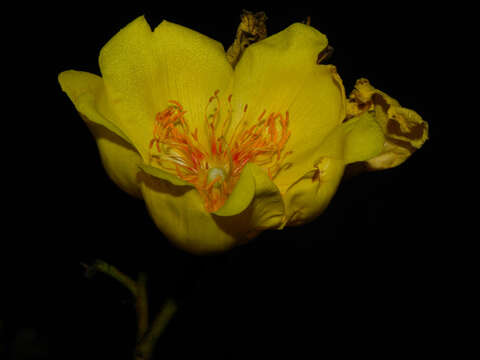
4,3,458,360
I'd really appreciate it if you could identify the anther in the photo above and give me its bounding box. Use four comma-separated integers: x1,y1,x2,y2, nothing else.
148,90,292,213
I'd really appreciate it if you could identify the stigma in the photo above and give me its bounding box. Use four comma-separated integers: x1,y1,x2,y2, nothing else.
207,167,227,188
148,90,292,212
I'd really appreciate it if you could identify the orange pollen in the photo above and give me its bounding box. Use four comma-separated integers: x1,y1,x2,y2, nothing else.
148,91,292,212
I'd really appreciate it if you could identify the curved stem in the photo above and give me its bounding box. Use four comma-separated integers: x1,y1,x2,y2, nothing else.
81,260,137,297
82,261,177,360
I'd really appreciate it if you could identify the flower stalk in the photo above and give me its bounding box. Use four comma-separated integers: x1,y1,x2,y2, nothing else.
135,299,177,360
136,272,149,342
82,259,138,296
82,261,177,360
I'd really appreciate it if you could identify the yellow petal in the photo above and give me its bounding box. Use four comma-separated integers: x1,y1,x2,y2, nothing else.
282,157,345,226
231,23,346,192
281,110,383,225
215,163,285,228
245,162,285,232
213,162,256,217
151,20,234,147
86,121,143,198
138,163,194,187
343,111,385,164
280,119,345,226
140,163,284,254
58,70,142,197
141,174,234,254
58,70,131,143
98,16,233,161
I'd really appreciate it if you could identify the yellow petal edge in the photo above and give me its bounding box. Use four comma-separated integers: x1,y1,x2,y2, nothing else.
58,70,143,198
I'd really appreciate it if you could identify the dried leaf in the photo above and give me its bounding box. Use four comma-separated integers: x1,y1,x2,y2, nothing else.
226,10,268,67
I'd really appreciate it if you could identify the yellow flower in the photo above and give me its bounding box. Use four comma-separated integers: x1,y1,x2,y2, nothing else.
58,16,427,254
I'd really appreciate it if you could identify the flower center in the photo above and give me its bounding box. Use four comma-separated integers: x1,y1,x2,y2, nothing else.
148,90,292,212
206,167,226,188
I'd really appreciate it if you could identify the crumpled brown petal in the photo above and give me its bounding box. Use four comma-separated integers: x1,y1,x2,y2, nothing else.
226,10,268,67
345,78,428,171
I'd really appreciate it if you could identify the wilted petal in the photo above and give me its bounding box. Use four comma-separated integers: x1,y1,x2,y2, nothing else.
346,78,428,170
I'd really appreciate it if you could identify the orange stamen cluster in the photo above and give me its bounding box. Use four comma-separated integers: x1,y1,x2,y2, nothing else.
149,90,292,212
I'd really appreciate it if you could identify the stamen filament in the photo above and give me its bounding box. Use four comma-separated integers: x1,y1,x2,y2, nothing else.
149,91,292,212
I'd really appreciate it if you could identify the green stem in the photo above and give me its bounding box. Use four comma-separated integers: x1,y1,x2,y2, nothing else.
136,272,149,341
82,260,177,360
82,260,137,297
135,299,177,360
